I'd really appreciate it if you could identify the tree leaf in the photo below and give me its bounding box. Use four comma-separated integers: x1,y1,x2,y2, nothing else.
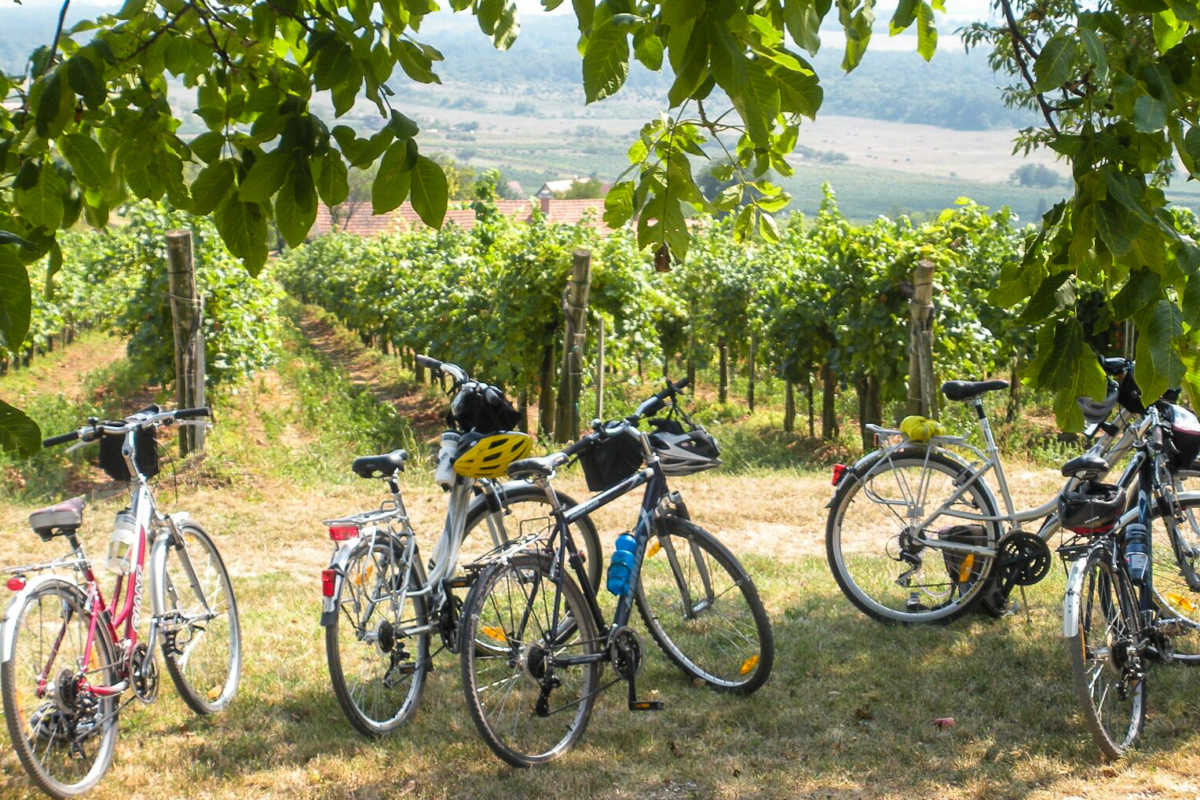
890,0,917,32
583,21,630,102
34,71,72,139
603,180,634,227
66,54,105,107
410,155,448,228
915,1,937,61
315,152,349,207
1134,299,1185,400
372,141,413,214
238,149,290,203
58,134,111,190
15,163,65,231
275,160,318,248
214,197,268,275
1033,32,1077,92
0,398,41,457
0,247,31,352
1078,27,1108,82
633,27,664,70
1134,95,1166,132
190,159,236,215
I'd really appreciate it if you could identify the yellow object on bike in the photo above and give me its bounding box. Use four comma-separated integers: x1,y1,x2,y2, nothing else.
900,415,943,443
453,432,533,478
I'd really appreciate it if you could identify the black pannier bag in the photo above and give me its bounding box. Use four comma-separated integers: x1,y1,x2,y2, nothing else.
98,428,159,481
1160,402,1200,470
449,381,520,433
578,435,644,493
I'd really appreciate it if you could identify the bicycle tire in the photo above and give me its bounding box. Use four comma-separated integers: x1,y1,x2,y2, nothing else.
1150,493,1200,662
1,579,119,798
459,552,600,767
463,483,603,591
152,522,241,714
325,535,430,737
826,449,1002,624
1065,546,1147,759
634,515,773,693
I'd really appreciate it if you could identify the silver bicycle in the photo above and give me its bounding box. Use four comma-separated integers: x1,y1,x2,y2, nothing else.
319,355,602,737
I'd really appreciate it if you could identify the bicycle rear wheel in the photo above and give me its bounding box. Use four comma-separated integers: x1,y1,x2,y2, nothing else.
826,450,1001,624
1151,494,1200,662
459,552,600,767
634,515,773,693
1,579,119,798
1065,547,1146,760
326,536,429,736
152,522,241,714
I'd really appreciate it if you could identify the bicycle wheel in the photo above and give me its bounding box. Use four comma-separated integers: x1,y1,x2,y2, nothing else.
1,579,119,798
463,483,603,591
1065,547,1146,760
326,536,430,737
459,552,601,767
634,515,773,693
826,449,1002,624
152,522,241,714
1151,493,1200,662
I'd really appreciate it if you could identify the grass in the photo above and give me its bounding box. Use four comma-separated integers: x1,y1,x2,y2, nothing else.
2,310,1200,799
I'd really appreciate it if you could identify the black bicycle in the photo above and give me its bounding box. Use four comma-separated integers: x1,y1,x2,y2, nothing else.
456,379,774,767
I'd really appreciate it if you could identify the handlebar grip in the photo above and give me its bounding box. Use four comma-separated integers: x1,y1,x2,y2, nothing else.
672,377,690,391
563,434,595,458
43,430,79,447
175,406,211,420
415,354,441,370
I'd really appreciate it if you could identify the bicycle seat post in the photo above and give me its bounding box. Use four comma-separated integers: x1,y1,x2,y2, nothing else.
974,397,1017,518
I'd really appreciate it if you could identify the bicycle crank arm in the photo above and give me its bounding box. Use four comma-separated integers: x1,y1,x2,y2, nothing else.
626,677,663,712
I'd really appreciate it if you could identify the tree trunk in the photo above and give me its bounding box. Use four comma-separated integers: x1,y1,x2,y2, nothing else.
555,250,591,442
807,375,815,438
539,343,556,436
860,374,882,452
747,331,757,413
718,339,728,404
821,361,837,440
784,380,795,433
1006,359,1020,423
518,387,529,433
686,311,696,388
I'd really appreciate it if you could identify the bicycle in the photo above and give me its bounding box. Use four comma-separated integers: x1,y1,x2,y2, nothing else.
457,378,774,767
1060,394,1200,757
0,405,240,798
824,357,1200,632
320,355,603,737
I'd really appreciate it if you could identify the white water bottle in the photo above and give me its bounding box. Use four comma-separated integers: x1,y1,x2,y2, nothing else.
434,431,461,491
106,511,137,574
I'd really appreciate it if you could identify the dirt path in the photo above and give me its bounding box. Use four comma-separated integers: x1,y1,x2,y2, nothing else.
0,331,126,407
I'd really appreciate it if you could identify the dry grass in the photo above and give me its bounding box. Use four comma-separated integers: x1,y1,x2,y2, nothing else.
4,320,1200,799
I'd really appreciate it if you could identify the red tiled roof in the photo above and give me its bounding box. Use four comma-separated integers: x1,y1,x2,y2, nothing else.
310,197,611,238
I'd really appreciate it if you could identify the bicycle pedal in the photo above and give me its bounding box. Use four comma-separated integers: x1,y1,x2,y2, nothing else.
628,700,664,712
442,575,472,590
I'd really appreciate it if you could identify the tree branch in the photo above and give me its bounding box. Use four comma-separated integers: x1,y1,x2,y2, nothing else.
998,0,1059,135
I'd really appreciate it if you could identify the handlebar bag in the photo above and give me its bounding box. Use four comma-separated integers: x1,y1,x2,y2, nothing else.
449,381,520,433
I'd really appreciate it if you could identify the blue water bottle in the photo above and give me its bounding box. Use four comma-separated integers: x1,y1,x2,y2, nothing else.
1124,522,1150,585
606,533,638,596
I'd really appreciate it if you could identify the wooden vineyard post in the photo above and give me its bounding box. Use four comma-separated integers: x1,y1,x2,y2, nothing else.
166,230,206,456
906,259,937,418
555,250,592,441
595,314,605,423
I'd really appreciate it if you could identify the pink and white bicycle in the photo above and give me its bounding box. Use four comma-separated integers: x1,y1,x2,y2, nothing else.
0,405,240,798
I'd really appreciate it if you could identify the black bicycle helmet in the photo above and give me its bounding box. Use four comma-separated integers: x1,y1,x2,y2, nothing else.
1058,482,1124,534
649,428,721,475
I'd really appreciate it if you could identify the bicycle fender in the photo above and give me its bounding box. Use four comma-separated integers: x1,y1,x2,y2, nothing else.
0,574,80,663
1062,554,1091,638
319,542,359,627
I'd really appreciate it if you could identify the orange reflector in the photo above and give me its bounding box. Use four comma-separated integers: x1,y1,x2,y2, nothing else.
647,541,661,558
482,626,508,644
1167,591,1196,613
739,655,759,675
957,554,975,584
354,564,374,587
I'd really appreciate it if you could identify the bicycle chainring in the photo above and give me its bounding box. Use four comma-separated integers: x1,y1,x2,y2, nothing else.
995,532,1052,587
129,642,159,703
438,595,463,653
610,626,643,681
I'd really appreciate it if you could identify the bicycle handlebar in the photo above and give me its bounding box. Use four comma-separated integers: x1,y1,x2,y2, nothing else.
415,354,469,386
41,407,214,448
630,377,689,421
42,430,79,447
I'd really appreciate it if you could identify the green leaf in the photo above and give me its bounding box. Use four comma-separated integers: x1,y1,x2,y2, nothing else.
394,40,440,84
890,0,917,31
214,197,268,275
0,247,31,352
189,131,225,164
58,134,111,190
34,71,72,139
1134,299,1185,400
315,152,349,207
1153,9,1188,51
1096,199,1135,256
1033,33,1077,92
633,28,664,70
1109,269,1161,319
410,155,448,228
915,1,937,61
572,0,595,33
0,398,41,457
388,110,420,139
1078,28,1108,82
66,54,105,107
190,159,236,215
777,66,823,118
1134,95,1166,132
603,180,635,227
15,164,66,231
785,0,823,54
1033,318,1105,430
583,22,630,103
239,150,290,203
116,0,149,20
275,160,318,248
372,141,414,214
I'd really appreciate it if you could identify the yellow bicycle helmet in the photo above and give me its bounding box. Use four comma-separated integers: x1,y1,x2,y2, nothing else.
452,431,533,478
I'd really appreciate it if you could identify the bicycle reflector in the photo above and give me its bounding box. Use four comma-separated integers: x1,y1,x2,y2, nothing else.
831,464,847,486
328,524,359,541
321,569,337,597
6,575,25,591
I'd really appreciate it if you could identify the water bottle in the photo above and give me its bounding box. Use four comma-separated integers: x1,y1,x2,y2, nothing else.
1124,522,1150,585
434,431,460,491
606,533,637,596
106,511,137,574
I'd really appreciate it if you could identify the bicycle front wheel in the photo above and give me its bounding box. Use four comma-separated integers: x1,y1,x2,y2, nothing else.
1151,493,1200,662
635,515,773,693
459,552,601,767
1,579,119,798
326,536,429,737
153,522,241,714
1065,547,1146,760
826,450,1001,624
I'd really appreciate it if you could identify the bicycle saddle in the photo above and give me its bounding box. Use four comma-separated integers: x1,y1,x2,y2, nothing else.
351,450,408,478
1061,453,1110,479
507,454,564,481
941,380,1009,402
28,495,86,537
